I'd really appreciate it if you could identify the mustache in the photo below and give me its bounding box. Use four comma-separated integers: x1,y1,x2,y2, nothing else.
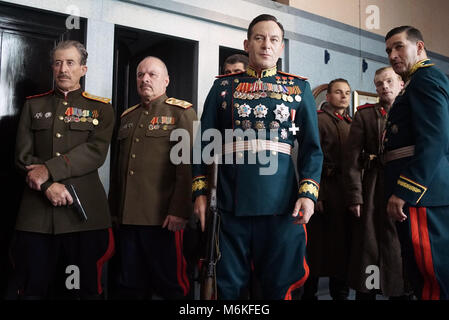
57,74,71,79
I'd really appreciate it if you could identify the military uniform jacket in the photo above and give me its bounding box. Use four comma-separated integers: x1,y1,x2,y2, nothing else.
384,59,449,206
110,94,197,225
344,103,406,296
15,88,114,234
192,66,323,216
306,103,351,277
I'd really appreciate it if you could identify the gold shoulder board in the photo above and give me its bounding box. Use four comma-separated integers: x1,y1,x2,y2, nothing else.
165,97,192,109
82,91,111,104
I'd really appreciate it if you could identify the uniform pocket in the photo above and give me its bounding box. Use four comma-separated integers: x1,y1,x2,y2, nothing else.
31,119,52,130
145,129,171,137
69,122,94,131
118,128,130,140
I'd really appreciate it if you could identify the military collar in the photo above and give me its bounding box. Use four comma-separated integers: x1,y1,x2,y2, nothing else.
54,87,83,100
246,65,277,78
376,103,388,117
407,59,435,79
141,93,168,110
321,103,351,122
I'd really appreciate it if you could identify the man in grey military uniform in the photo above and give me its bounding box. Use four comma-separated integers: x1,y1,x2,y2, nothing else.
109,56,197,299
12,40,115,299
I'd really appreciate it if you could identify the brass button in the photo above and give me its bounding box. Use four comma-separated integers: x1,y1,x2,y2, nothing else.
62,101,68,106
139,124,144,128
237,152,243,158
55,152,61,157
58,116,64,121
129,170,134,176
135,138,140,143
56,133,62,138
273,136,279,141
131,154,136,159
144,111,149,115
235,120,241,126
272,151,277,155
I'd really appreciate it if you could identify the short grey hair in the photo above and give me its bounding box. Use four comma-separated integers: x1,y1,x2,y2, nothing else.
50,40,88,65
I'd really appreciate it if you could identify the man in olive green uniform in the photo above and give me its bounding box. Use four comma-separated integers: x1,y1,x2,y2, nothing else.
12,41,115,299
303,79,352,300
109,56,197,299
344,67,411,299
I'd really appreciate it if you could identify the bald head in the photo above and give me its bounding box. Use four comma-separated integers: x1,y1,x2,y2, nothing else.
136,56,170,104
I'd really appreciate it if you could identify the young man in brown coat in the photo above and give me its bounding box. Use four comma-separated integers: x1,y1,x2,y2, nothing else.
344,67,411,299
303,78,352,300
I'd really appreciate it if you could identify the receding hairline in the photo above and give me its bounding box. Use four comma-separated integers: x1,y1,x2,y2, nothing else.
374,66,402,81
137,56,169,76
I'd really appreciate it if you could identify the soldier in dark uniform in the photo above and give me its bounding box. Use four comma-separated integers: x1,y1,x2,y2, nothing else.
384,26,449,300
223,54,249,75
193,14,323,300
302,79,352,300
12,40,115,299
344,67,411,299
109,56,197,299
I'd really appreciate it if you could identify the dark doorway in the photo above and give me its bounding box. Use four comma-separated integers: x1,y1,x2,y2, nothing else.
219,45,247,75
0,2,86,298
112,25,198,117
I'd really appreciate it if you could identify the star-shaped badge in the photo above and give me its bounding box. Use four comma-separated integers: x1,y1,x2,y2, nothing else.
274,103,290,123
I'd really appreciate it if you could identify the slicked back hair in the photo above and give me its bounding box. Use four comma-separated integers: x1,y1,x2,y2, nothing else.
51,40,88,65
247,14,284,40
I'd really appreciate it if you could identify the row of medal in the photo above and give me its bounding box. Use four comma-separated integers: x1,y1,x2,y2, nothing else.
235,120,291,139
148,116,175,131
64,107,99,125
235,103,292,123
233,79,302,102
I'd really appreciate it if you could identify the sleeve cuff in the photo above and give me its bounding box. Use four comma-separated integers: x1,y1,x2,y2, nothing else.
192,175,208,200
41,180,54,193
395,175,427,204
298,179,320,203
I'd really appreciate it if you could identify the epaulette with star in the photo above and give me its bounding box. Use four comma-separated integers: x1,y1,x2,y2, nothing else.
82,92,111,104
278,71,308,80
215,71,246,79
165,97,192,109
121,104,140,118
26,90,54,99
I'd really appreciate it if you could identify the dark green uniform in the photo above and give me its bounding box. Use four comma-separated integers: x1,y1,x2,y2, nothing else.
15,88,114,233
383,59,449,300
193,66,323,299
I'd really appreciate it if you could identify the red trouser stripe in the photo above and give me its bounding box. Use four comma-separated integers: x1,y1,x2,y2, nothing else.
175,230,190,296
410,207,440,300
418,207,440,300
284,223,309,300
96,228,115,295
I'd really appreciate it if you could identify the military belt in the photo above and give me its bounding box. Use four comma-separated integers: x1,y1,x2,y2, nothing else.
223,139,292,155
383,145,415,163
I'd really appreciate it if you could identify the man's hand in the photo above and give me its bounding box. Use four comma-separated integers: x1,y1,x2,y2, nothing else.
45,182,73,207
26,164,50,191
387,195,407,222
292,197,315,224
193,195,207,232
349,204,361,218
162,215,188,232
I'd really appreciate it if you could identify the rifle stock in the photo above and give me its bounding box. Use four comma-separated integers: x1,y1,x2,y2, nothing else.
200,160,219,300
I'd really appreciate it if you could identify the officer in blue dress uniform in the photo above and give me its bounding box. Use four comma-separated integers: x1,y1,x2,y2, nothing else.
384,26,449,300
192,14,323,299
